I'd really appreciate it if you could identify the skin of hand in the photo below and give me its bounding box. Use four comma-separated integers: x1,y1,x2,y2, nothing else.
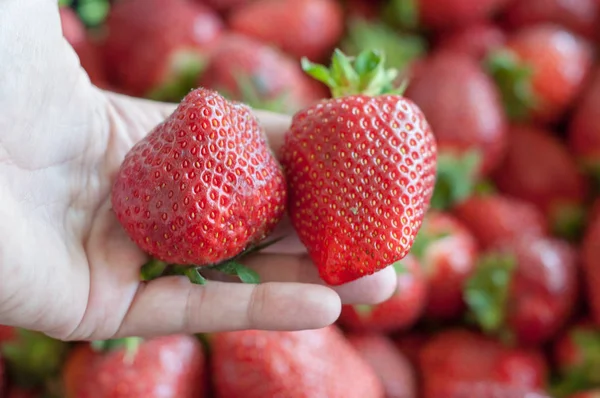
0,0,397,341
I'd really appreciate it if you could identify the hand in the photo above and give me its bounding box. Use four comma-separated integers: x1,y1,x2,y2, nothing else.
0,0,396,341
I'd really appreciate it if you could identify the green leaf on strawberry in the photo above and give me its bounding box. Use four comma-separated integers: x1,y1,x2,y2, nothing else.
464,252,516,340
140,259,168,281
381,0,420,31
430,150,481,210
551,330,600,397
75,0,110,27
485,49,539,122
551,203,587,243
91,337,144,363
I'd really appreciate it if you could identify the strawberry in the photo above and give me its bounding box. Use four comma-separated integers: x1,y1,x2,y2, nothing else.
384,0,509,31
501,0,599,40
195,0,251,12
569,66,600,181
337,254,427,332
464,236,578,346
395,333,429,368
486,24,594,124
343,0,383,20
582,200,600,325
228,0,345,61
446,382,551,398
347,333,417,398
404,50,507,209
419,329,548,398
102,0,223,101
280,49,437,285
0,326,15,343
198,34,327,114
411,211,479,320
111,88,287,283
453,194,548,250
436,22,507,61
492,125,589,241
211,326,384,398
64,335,205,398
59,6,107,88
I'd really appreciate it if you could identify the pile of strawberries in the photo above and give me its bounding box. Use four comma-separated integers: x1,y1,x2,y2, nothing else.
3,0,600,397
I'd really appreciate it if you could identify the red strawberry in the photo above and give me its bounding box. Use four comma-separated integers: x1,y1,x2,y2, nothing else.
487,24,594,124
211,326,384,398
582,200,600,325
419,329,548,398
570,391,600,398
280,49,437,285
198,34,327,114
501,0,599,40
492,125,589,240
446,382,551,398
59,6,107,88
405,50,507,209
111,88,286,281
337,254,427,332
102,0,223,100
385,0,509,31
395,333,429,368
0,326,15,343
436,22,507,61
464,236,578,346
64,335,205,398
411,211,479,320
569,66,600,178
195,0,251,12
344,0,383,20
228,0,345,61
453,194,548,250
347,334,417,398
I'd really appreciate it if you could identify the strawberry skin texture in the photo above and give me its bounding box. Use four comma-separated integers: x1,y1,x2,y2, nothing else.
492,125,589,225
453,194,549,250
417,0,510,30
64,335,206,398
338,254,427,332
228,0,345,61
417,211,479,320
102,0,223,97
582,202,600,325
405,50,507,176
211,327,384,398
436,22,507,61
280,95,437,285
111,88,287,266
347,334,417,398
501,0,599,40
419,329,548,398
569,67,600,168
198,34,327,114
503,24,593,124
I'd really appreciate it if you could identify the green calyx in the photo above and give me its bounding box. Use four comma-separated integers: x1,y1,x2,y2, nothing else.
430,150,482,211
551,203,587,243
147,50,207,103
75,0,110,27
381,0,420,31
91,337,144,363
301,48,403,98
485,49,539,122
1,329,69,388
464,252,517,340
340,18,426,78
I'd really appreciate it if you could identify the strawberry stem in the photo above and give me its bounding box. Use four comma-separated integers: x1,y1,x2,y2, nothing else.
301,48,402,98
140,259,168,281
184,267,208,285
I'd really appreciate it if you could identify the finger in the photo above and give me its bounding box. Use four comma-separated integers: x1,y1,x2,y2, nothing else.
242,254,397,305
114,277,341,338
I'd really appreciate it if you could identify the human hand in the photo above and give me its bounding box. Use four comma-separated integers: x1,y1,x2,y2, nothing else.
0,0,396,341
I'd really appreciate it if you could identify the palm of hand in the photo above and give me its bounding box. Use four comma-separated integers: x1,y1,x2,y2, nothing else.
0,1,395,341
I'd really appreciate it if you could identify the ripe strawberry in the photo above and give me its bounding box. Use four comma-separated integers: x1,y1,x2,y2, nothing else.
569,66,600,179
582,201,600,325
501,0,599,40
64,335,205,398
464,236,578,346
453,194,548,250
111,88,287,281
447,382,551,398
59,6,107,88
405,50,507,209
211,326,384,398
492,125,589,240
487,24,594,124
347,334,417,398
198,34,327,114
419,329,548,398
337,254,427,332
102,0,223,100
436,22,507,61
228,0,345,61
280,49,437,285
411,211,479,320
196,0,251,12
385,0,509,31
344,0,383,20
